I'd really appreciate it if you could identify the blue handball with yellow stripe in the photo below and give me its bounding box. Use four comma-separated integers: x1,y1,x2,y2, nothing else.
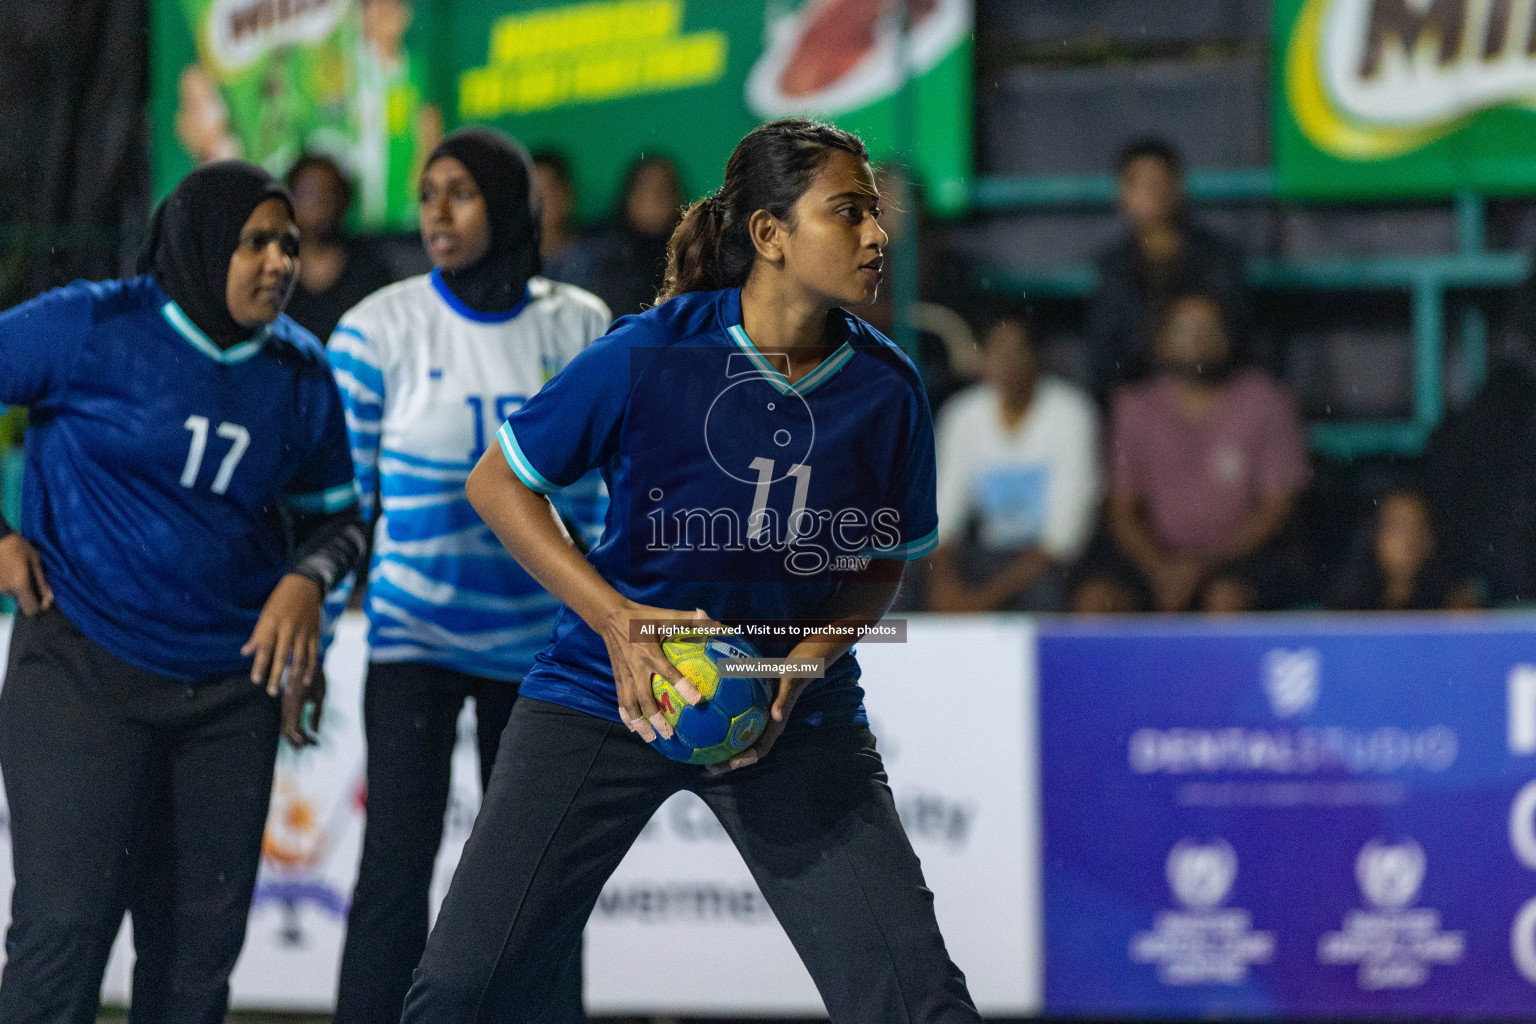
650,633,772,765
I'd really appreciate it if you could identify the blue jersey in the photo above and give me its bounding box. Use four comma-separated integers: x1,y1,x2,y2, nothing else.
497,287,938,728
0,276,358,681
330,272,610,681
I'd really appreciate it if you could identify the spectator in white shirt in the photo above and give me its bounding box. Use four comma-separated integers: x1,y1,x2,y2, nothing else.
926,312,1103,611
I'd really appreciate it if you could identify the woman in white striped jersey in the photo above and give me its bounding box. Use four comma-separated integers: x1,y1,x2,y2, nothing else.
327,128,609,1024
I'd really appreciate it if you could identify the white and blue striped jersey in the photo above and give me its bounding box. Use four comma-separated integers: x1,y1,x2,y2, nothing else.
330,270,610,680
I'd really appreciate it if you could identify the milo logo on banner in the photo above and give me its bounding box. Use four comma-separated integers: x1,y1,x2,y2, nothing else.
203,0,350,74
156,0,441,229
1287,0,1536,159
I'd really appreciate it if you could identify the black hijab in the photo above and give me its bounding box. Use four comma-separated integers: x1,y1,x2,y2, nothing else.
425,128,542,314
138,160,294,345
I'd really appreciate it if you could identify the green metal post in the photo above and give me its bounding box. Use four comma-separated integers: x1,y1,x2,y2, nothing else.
1460,306,1489,399
1455,189,1485,254
1453,189,1489,401
1412,276,1444,436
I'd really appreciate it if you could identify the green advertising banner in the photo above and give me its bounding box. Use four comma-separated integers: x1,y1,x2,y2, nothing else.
151,0,973,230
1276,0,1536,199
447,0,972,218
150,0,443,229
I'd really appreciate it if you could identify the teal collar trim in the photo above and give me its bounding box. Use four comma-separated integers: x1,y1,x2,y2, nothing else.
160,302,269,365
726,324,855,397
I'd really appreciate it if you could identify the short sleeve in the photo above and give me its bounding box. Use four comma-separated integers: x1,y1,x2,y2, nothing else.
1254,380,1312,497
866,378,939,560
284,368,362,515
0,284,90,407
496,329,632,493
328,320,386,522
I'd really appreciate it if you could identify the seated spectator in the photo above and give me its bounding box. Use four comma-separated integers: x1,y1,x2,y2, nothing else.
282,154,395,342
1327,488,1479,611
1422,354,1536,604
927,312,1102,612
530,149,583,285
1087,138,1248,396
1073,293,1310,613
564,154,684,317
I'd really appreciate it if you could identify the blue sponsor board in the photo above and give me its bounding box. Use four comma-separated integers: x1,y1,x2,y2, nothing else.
1039,616,1536,1018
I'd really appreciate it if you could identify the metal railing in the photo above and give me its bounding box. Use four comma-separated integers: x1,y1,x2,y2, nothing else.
968,174,1521,458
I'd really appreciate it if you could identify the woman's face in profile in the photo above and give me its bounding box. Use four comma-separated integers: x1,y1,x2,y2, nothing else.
772,149,888,309
225,198,299,329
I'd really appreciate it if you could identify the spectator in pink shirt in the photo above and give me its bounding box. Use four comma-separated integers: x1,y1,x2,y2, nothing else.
1073,292,1310,613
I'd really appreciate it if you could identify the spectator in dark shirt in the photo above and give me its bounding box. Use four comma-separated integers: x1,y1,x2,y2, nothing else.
1327,488,1479,611
566,155,684,316
283,155,395,342
1087,138,1247,396
1421,354,1536,604
1073,293,1310,613
530,149,583,286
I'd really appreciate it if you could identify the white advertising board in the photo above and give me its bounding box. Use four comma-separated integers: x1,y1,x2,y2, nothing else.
584,615,1040,1016
0,612,1040,1016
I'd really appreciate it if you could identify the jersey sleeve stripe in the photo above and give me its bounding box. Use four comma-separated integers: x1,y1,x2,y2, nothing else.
329,328,386,391
330,324,372,348
331,368,384,406
496,422,560,494
286,480,362,514
333,368,384,407
328,340,381,372
862,526,939,561
344,409,382,434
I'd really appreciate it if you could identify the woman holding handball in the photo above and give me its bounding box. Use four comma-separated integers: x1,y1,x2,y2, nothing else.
404,119,980,1023
0,161,364,1024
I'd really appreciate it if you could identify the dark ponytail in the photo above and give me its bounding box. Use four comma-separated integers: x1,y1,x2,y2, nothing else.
657,118,868,303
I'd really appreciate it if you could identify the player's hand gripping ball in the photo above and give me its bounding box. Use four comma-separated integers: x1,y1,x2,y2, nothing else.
650,633,771,765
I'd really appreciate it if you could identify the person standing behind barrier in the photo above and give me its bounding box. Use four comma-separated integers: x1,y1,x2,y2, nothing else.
927,311,1101,612
282,154,395,343
329,128,609,1024
564,154,685,318
531,149,585,286
1087,138,1248,397
0,160,364,1024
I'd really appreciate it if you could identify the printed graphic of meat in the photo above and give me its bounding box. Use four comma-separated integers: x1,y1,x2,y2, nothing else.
745,0,968,118
779,0,939,98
